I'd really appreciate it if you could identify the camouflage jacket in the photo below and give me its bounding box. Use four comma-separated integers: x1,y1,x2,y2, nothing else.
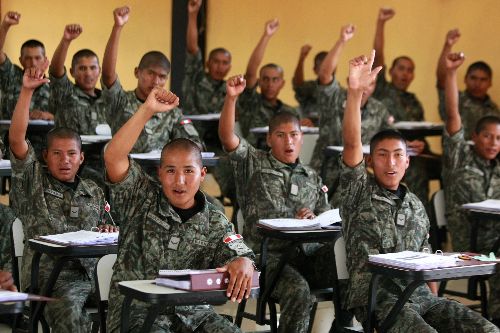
10,142,107,289
181,50,226,115
373,67,424,121
50,71,108,134
438,88,500,140
106,160,254,331
293,79,320,119
0,56,50,119
102,77,200,153
228,137,330,254
442,128,500,251
339,160,431,310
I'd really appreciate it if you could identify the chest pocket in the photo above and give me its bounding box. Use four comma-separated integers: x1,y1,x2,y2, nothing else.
455,166,486,202
289,175,319,211
142,212,172,270
370,194,397,251
252,168,286,213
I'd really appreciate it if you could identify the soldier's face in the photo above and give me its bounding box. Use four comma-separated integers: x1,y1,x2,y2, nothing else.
19,47,46,70
158,149,206,210
367,138,409,191
389,58,414,91
259,67,285,101
267,122,303,164
43,138,84,183
472,123,500,160
206,52,231,81
70,56,101,95
465,69,492,99
135,65,169,100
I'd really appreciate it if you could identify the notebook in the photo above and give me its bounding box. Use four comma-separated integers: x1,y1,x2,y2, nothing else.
38,230,118,246
462,199,500,213
369,251,458,270
258,209,341,230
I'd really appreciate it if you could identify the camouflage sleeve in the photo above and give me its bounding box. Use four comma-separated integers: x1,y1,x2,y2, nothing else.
317,78,342,118
442,127,468,173
49,71,73,126
338,158,369,211
170,109,202,146
236,86,259,137
0,56,15,91
227,137,260,196
102,77,129,134
313,173,331,214
293,80,316,106
373,66,388,100
9,142,40,214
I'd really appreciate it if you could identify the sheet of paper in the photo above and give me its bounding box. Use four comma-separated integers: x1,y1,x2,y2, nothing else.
0,290,29,302
39,230,118,246
393,121,443,129
0,160,11,168
183,113,221,121
80,135,112,143
250,126,319,134
130,151,215,160
462,199,500,212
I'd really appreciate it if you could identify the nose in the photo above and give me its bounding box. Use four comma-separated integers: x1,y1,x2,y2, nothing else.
388,155,397,166
175,173,185,185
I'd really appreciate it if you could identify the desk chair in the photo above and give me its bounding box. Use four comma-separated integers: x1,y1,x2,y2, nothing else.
235,236,352,333
90,253,117,333
429,190,447,251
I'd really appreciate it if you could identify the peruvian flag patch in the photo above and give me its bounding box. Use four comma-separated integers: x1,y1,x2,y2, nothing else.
321,185,328,193
180,119,192,125
224,234,243,243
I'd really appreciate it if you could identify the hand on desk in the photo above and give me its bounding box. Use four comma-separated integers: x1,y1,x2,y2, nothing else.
295,208,315,219
406,139,425,155
96,224,119,233
217,257,254,303
0,271,17,292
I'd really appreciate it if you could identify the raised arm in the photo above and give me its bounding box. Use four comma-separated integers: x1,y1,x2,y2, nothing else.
318,24,355,85
0,11,20,65
49,24,82,78
104,88,179,183
10,61,50,160
186,0,202,55
102,6,130,88
292,44,311,88
245,18,279,88
436,29,460,90
343,51,382,167
444,52,465,136
218,75,246,152
373,8,395,69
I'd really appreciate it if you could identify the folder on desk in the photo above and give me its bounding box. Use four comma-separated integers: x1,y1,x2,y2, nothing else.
38,230,118,246
258,209,342,231
155,269,260,291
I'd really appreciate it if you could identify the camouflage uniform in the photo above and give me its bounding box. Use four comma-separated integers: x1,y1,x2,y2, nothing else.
10,141,108,333
0,203,16,272
442,127,500,318
181,50,235,201
374,67,432,212
103,77,200,154
293,79,320,119
106,159,254,333
228,138,339,333
237,86,300,147
309,79,392,206
438,88,500,140
338,160,498,332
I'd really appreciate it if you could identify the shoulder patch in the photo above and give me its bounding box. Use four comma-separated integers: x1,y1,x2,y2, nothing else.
180,119,192,125
321,185,328,193
223,234,243,243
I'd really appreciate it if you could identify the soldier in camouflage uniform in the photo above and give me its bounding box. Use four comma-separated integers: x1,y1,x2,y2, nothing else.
436,29,500,140
220,75,343,333
104,86,255,332
339,51,498,332
372,7,433,212
442,52,500,326
102,6,200,155
238,19,300,147
0,139,17,273
9,64,114,333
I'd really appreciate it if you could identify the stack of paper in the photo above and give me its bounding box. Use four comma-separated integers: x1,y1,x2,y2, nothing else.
183,113,221,121
258,209,341,231
130,151,215,160
369,251,458,270
80,135,112,143
0,290,28,302
250,126,319,134
393,121,443,130
39,230,118,246
462,199,500,213
0,160,11,168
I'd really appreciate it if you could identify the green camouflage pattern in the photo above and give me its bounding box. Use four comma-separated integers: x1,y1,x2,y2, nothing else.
293,79,320,119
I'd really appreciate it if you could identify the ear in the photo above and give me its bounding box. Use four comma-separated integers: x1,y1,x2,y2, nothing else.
278,79,285,89
365,154,373,168
471,131,479,146
404,154,410,170
79,151,85,165
69,67,75,78
200,166,207,182
134,67,139,79
266,132,272,148
42,149,48,163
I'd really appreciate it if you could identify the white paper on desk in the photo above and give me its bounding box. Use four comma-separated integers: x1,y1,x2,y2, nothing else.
95,124,112,136
393,121,443,130
369,251,458,270
326,145,418,156
0,290,28,302
183,113,221,121
39,230,118,246
259,209,341,230
250,126,318,134
80,135,112,143
130,151,215,160
462,199,500,213
0,159,11,168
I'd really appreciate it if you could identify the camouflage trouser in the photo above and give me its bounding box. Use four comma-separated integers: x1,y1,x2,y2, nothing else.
43,270,94,333
134,312,242,333
353,292,499,333
0,204,16,271
265,242,341,333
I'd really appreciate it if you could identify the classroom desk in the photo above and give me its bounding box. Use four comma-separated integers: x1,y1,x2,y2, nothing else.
465,208,500,254
393,122,444,139
365,259,498,333
130,152,219,168
0,120,55,136
0,300,24,315
118,280,259,333
0,163,11,177
28,239,118,333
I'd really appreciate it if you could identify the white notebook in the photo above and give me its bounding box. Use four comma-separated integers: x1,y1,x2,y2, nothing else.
462,199,500,213
0,290,28,302
369,251,458,270
258,209,341,230
38,230,118,246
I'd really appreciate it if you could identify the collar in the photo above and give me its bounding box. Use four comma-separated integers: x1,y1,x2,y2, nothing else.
261,96,284,111
267,152,311,176
371,177,410,207
472,149,497,169
47,174,93,197
75,85,102,100
464,90,495,107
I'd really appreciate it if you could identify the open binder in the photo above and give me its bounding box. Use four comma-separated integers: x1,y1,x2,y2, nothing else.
38,230,118,246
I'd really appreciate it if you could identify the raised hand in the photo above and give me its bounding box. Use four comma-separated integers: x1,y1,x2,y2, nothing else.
341,24,355,42
144,87,179,114
226,75,246,97
187,0,202,14
22,59,49,90
378,8,395,22
348,50,382,92
300,44,312,59
445,52,465,71
113,6,130,27
63,24,82,41
265,18,279,36
2,11,20,27
445,29,460,46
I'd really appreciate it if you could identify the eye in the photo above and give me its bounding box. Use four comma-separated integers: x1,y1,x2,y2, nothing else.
165,168,175,174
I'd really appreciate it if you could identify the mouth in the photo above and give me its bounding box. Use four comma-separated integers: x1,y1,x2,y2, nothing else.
385,171,397,176
172,189,187,195
285,148,294,154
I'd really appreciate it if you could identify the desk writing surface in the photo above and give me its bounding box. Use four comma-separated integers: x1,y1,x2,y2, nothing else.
0,120,55,126
29,239,118,256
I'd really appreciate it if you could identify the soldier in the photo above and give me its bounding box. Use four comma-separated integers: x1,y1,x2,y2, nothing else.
103,86,255,333
292,44,327,120
238,19,303,147
219,75,344,333
443,51,500,326
436,29,500,140
102,6,200,154
0,11,51,120
49,24,107,134
9,62,115,332
0,202,17,272
309,24,392,206
339,50,498,332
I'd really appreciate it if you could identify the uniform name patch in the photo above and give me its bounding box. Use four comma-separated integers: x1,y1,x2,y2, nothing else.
45,189,64,199
224,234,243,243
